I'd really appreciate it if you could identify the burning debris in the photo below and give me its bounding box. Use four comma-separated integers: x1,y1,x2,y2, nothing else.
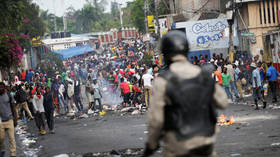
218,114,235,126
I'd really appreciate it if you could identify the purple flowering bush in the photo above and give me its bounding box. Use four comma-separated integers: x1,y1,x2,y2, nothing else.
0,32,30,68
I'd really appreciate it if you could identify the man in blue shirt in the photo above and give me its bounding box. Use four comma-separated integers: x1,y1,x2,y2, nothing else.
25,69,34,83
266,62,279,102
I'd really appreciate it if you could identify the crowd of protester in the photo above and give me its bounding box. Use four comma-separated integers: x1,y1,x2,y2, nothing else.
0,36,162,156
1,35,280,156
192,52,279,109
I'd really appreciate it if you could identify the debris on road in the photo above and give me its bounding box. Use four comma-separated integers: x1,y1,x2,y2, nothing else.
271,143,280,146
131,110,141,115
110,150,120,155
231,153,241,156
53,154,70,157
121,107,134,112
67,112,75,117
88,109,94,114
269,104,280,109
80,114,89,118
16,121,43,157
99,110,106,116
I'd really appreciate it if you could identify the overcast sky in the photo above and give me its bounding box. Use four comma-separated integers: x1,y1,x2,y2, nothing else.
33,0,134,16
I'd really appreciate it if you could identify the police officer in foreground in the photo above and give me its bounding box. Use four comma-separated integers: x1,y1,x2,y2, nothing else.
143,31,228,157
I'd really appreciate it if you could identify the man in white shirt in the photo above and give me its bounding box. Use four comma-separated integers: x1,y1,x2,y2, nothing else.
142,72,154,107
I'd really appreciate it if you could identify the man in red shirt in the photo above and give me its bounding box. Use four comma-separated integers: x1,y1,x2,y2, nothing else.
20,70,26,81
132,83,142,107
214,65,223,85
120,78,130,107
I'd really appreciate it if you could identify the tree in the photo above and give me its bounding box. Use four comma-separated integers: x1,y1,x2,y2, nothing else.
0,0,45,37
0,0,45,69
142,53,153,66
130,0,145,32
111,1,120,21
37,53,65,78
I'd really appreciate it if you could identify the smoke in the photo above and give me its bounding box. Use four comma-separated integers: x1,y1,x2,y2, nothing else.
100,80,123,107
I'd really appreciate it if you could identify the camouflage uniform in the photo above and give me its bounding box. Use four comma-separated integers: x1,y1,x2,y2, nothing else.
147,55,228,157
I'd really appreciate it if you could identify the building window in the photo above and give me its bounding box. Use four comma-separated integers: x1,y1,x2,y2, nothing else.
260,0,279,24
277,0,279,23
267,0,271,24
272,0,276,23
263,0,267,24
259,2,263,24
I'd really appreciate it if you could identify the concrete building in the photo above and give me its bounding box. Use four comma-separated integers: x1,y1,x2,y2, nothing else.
42,37,90,51
86,27,138,45
236,0,280,57
172,0,228,21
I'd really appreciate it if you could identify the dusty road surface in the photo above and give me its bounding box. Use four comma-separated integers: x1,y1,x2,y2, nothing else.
7,102,280,157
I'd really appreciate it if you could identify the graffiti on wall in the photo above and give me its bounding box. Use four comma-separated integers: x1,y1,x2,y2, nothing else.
174,18,229,50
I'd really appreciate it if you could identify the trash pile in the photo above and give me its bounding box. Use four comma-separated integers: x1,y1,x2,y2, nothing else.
120,106,145,116
269,104,280,110
54,148,162,157
16,121,42,157
54,103,146,121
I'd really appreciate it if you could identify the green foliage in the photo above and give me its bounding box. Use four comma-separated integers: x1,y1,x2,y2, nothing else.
37,53,65,78
0,0,45,69
0,0,45,37
142,53,153,66
129,0,145,32
111,1,120,20
127,0,170,33
40,0,169,34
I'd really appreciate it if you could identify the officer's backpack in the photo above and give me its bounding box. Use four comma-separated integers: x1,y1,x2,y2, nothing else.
161,68,217,141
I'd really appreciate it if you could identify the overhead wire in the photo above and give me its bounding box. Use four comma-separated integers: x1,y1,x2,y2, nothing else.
154,0,216,15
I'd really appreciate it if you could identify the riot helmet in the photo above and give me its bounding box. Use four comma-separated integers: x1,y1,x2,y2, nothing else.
160,30,189,66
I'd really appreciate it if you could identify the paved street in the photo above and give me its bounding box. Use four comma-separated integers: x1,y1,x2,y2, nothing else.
7,101,279,157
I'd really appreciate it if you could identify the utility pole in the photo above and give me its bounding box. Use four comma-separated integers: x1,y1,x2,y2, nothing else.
144,0,149,34
54,16,57,32
52,0,57,32
154,0,160,39
119,3,123,29
144,0,150,53
63,15,67,32
169,0,175,14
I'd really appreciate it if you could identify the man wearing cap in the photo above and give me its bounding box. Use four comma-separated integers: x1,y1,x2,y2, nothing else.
251,62,266,109
266,62,279,103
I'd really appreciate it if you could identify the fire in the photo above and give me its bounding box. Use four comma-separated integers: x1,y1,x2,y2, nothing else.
218,114,235,125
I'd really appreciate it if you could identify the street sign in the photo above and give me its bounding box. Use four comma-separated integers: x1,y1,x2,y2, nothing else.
32,36,42,46
147,15,155,31
32,40,43,47
241,32,255,37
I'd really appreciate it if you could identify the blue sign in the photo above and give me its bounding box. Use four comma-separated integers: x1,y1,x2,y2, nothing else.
174,19,229,50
